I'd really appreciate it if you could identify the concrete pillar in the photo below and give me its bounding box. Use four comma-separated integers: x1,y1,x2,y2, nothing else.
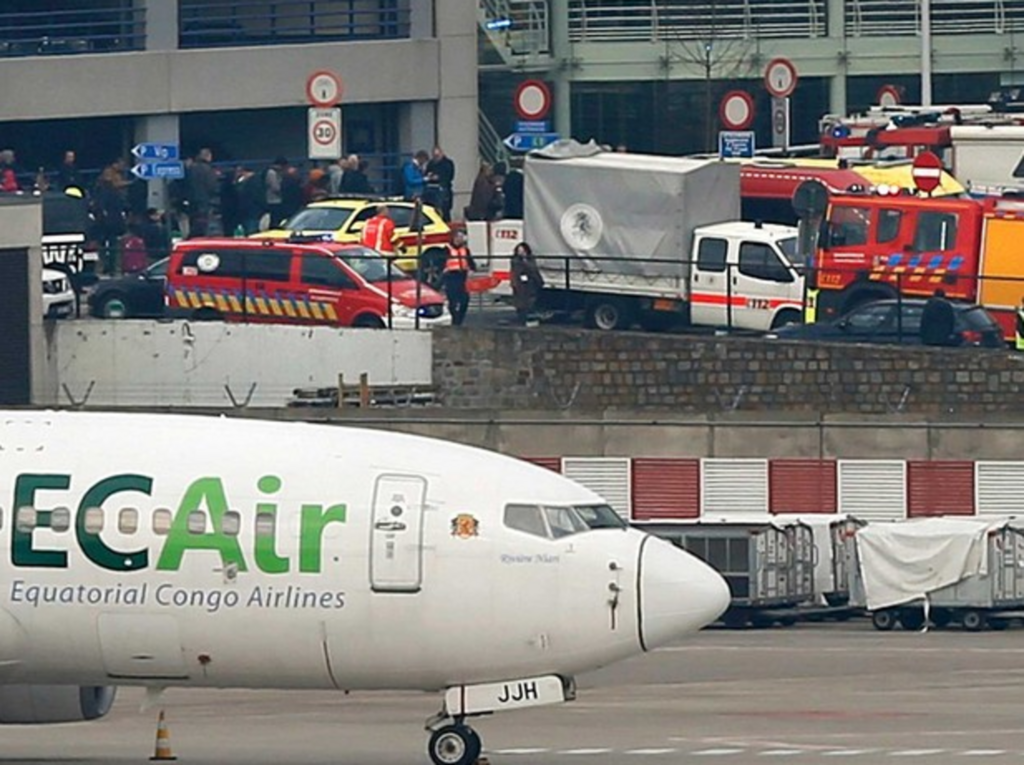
138,0,178,51
410,0,434,38
828,0,847,115
134,115,181,212
434,0,478,215
0,198,49,405
550,0,573,137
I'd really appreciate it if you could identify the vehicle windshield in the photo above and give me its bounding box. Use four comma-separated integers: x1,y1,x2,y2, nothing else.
285,206,357,231
336,246,392,282
777,237,803,266
147,258,169,278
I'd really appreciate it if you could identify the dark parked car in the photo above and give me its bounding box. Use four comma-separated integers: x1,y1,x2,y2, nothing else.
771,299,1005,349
87,258,168,319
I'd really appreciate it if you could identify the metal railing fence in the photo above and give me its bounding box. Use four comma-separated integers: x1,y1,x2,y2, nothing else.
0,4,145,58
179,0,411,48
847,0,1024,36
567,0,827,42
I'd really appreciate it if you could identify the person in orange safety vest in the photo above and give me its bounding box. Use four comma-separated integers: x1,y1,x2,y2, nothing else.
442,230,477,326
360,205,396,254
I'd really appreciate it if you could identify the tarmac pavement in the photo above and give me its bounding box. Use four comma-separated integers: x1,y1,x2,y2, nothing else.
5,620,1024,764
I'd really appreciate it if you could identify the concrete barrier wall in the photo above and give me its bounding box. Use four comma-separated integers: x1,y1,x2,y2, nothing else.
234,409,1024,462
53,322,432,408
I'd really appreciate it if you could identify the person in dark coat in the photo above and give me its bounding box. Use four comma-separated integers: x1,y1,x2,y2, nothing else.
502,163,524,219
340,155,374,195
920,288,956,346
425,145,455,221
510,241,544,325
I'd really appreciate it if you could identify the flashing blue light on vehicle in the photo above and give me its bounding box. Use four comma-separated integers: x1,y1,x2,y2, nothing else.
831,125,851,139
486,18,512,30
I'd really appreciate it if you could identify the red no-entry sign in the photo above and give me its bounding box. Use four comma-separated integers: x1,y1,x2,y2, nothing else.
912,151,943,194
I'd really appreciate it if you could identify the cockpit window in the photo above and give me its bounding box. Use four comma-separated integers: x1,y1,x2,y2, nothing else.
504,503,597,539
544,506,589,538
574,504,627,529
504,504,549,538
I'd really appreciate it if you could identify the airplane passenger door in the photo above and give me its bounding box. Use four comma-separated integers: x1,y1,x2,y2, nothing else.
370,474,428,593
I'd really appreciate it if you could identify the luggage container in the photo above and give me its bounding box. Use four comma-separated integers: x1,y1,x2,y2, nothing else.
850,518,1024,631
647,520,815,628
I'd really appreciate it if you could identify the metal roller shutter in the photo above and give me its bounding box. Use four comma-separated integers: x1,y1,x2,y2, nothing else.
907,461,975,517
976,462,1024,517
631,458,700,522
701,459,768,516
769,459,837,514
838,460,906,521
562,457,631,520
521,457,562,473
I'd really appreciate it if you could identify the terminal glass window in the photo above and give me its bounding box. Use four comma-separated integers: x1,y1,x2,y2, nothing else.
827,205,869,247
913,211,958,252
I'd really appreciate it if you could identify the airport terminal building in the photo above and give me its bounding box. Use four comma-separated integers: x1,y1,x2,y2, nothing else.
0,1,476,201
478,0,1024,157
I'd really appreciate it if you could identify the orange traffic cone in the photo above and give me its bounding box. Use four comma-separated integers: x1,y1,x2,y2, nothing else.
150,710,177,761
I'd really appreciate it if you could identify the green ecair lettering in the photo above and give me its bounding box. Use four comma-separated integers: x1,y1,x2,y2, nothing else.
11,473,347,574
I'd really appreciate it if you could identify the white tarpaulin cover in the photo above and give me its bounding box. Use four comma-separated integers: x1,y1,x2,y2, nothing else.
856,518,1003,610
523,141,740,281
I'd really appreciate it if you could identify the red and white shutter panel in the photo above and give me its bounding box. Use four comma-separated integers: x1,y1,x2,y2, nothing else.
838,460,906,521
769,459,837,514
701,459,768,517
976,461,1024,517
631,458,700,522
521,456,562,473
907,461,975,517
562,457,631,520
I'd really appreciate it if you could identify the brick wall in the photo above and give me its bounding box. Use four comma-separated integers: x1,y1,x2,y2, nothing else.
432,327,1024,414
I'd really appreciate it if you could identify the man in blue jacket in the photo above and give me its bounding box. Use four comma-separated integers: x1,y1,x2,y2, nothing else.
402,150,429,201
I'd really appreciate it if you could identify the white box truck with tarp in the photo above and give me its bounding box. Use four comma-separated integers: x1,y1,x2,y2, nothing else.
517,140,805,332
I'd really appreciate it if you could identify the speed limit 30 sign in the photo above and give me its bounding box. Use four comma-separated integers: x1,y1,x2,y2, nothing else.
308,107,342,160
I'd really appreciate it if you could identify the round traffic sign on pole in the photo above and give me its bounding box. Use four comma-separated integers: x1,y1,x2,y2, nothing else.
911,151,944,194
877,84,902,107
719,90,755,130
514,79,552,121
306,70,343,107
764,57,798,98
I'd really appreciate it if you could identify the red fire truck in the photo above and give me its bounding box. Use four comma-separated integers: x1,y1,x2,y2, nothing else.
805,190,1024,342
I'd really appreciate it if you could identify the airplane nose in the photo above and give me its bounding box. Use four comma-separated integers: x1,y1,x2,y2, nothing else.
637,535,730,651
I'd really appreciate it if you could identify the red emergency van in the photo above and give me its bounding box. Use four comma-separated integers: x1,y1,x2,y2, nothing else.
166,238,450,329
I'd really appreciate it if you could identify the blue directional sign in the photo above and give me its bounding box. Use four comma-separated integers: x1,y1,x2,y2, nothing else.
503,132,560,152
131,161,186,180
718,130,756,159
516,120,550,133
132,142,180,161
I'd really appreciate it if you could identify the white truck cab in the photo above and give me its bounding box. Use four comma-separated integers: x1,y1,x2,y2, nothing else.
42,267,75,319
689,221,804,332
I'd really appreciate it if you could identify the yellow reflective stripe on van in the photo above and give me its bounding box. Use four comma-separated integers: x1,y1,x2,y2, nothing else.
282,299,297,318
322,303,337,322
227,293,242,313
309,302,323,321
214,293,230,313
296,300,310,319
268,298,284,316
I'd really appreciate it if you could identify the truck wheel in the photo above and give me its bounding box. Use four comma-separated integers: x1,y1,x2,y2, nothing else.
771,309,801,330
961,609,987,632
353,314,386,329
871,609,898,631
585,298,631,331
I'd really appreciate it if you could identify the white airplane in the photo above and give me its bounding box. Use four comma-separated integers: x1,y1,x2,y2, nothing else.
0,411,729,765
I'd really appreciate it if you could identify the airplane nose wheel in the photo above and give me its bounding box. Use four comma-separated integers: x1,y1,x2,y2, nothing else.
428,721,482,765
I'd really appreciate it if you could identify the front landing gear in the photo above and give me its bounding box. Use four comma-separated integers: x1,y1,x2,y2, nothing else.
428,721,482,765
